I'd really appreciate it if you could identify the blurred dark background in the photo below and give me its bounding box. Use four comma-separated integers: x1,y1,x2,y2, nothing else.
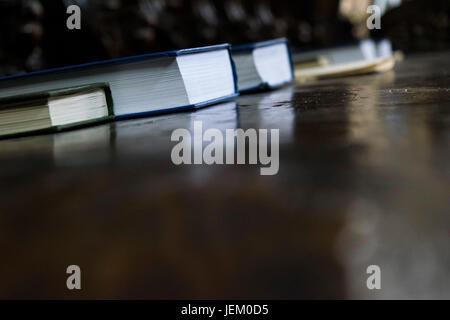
0,0,448,77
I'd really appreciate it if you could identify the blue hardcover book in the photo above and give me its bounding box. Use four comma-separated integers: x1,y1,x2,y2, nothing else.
231,38,294,93
0,44,238,120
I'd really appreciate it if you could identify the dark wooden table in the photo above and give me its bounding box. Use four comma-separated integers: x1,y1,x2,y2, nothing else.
0,51,449,299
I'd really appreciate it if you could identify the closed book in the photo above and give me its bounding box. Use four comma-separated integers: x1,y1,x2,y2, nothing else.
0,44,238,119
293,39,378,66
293,39,395,80
231,38,294,93
0,83,113,138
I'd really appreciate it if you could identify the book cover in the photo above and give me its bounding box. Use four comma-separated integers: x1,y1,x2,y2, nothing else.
0,44,239,119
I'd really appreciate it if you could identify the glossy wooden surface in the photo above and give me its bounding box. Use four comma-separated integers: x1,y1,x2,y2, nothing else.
0,51,449,299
